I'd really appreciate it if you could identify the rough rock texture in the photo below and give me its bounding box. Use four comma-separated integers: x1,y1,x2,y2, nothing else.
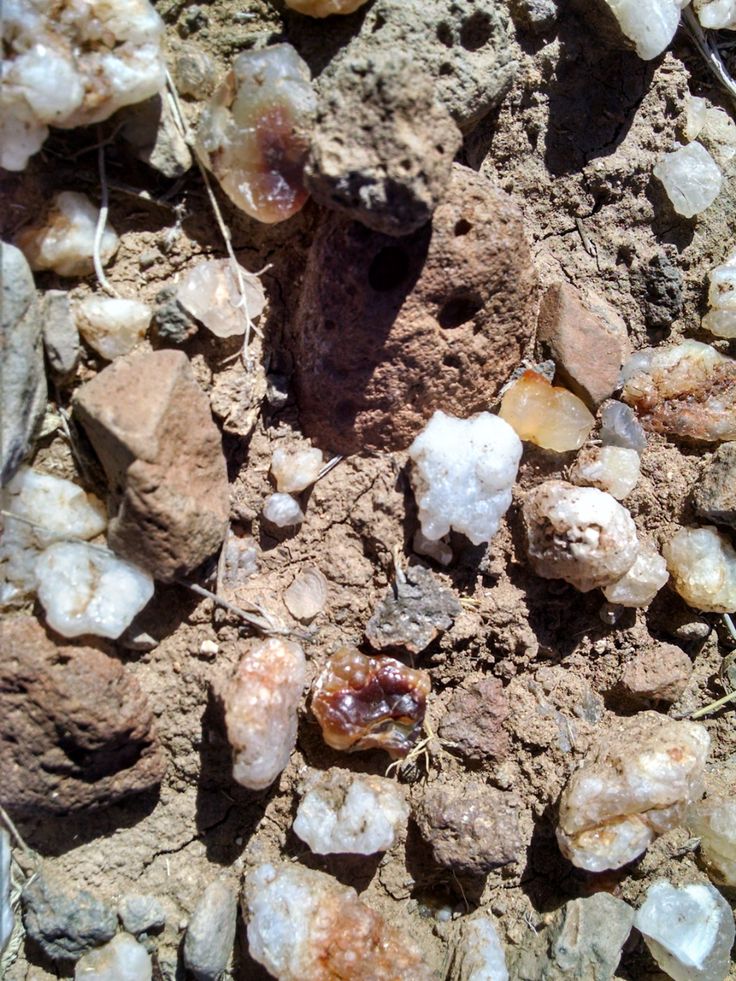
620,643,693,704
183,880,237,981
73,350,229,580
537,283,630,408
0,617,166,814
21,875,117,964
1,243,47,486
414,781,522,875
305,49,461,236
437,675,510,762
117,895,166,936
119,94,192,179
693,442,736,529
294,164,537,453
365,565,461,654
40,290,80,379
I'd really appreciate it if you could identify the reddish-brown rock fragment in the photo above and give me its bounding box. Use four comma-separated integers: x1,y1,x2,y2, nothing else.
0,617,165,814
537,283,630,409
73,350,229,580
620,643,693,704
293,163,537,453
438,675,510,762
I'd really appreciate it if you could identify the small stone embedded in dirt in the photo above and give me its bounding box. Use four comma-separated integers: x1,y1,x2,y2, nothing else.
73,931,152,981
620,642,693,703
153,286,198,344
0,617,166,814
409,410,522,546
602,543,669,608
173,45,217,98
283,567,328,621
271,444,323,493
210,355,267,439
693,442,736,529
183,880,237,981
1,243,47,486
438,675,510,763
263,491,305,527
414,781,522,875
293,768,409,854
75,296,152,361
694,0,736,27
285,0,370,14
41,289,81,379
537,283,630,408
499,370,595,452
631,251,684,331
663,525,736,613
176,258,266,338
570,445,641,500
311,647,430,757
599,400,647,453
15,191,119,277
245,862,432,981
365,565,461,654
522,480,639,592
1,831,13,956
293,164,537,454
509,0,558,32
621,341,736,443
556,714,709,872
118,93,192,178
449,912,508,981
21,873,117,964
702,250,736,339
221,638,306,790
73,349,229,581
195,44,316,224
654,141,723,218
305,49,461,236
117,894,166,936
634,880,735,981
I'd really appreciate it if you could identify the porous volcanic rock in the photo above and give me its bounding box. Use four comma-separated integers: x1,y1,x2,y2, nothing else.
0,617,165,813
73,349,229,580
293,164,537,453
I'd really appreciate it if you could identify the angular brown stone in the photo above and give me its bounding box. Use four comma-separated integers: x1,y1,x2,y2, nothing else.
0,617,166,814
438,675,510,762
620,643,693,704
73,349,229,580
293,164,538,454
537,283,630,408
693,442,736,530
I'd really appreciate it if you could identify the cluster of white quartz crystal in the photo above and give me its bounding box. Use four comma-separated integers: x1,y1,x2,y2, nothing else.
176,259,266,338
0,831,12,957
263,492,305,527
557,716,710,872
693,0,736,28
654,142,723,218
684,97,736,165
522,480,639,592
570,445,641,500
409,411,522,546
702,251,736,339
76,297,151,361
15,192,119,277
222,639,306,790
602,543,669,608
1,0,166,171
634,881,735,981
293,769,409,855
450,914,509,981
271,445,323,494
600,0,689,60
663,526,736,613
75,933,152,981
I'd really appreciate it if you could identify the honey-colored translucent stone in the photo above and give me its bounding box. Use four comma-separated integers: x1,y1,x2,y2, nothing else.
285,0,370,15
499,370,595,452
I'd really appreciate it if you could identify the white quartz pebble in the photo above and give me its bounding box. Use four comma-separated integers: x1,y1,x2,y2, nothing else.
634,881,735,981
601,0,689,60
263,492,305,527
690,793,736,887
75,933,152,981
451,914,509,981
271,445,323,493
599,400,647,453
35,542,154,639
571,445,641,500
76,297,152,360
16,192,119,277
702,251,736,339
653,143,722,219
694,0,736,28
176,259,266,338
663,526,736,613
603,543,669,608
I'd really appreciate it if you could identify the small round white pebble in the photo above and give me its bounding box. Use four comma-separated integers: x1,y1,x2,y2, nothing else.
602,544,669,608
271,445,323,494
653,142,723,219
663,526,736,613
263,492,305,527
74,933,152,981
76,296,152,360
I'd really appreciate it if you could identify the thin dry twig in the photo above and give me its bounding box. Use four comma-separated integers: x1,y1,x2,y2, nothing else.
93,135,120,298
686,688,736,719
177,579,297,638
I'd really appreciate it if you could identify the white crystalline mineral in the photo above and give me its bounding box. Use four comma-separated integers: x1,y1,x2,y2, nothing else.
684,98,736,165
634,881,735,981
570,445,641,500
271,445,323,494
293,769,409,855
451,914,509,981
694,0,736,28
690,792,736,887
663,526,736,614
76,296,151,360
2,0,165,171
263,492,305,527
35,542,154,639
1,830,12,956
222,639,306,790
601,0,689,60
653,143,723,219
409,411,522,546
557,716,710,872
603,543,669,608
413,528,453,566
75,932,152,981
176,259,266,338
702,251,736,339
15,192,119,277
522,480,639,592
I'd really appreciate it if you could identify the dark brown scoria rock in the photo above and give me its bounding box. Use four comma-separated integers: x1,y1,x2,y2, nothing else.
365,565,461,654
414,781,522,876
438,675,510,762
73,349,229,580
293,164,537,454
0,617,166,814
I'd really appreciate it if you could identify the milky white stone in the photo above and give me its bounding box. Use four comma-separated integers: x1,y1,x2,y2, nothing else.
283,567,328,621
571,445,641,500
523,480,639,592
603,543,669,608
413,528,453,566
294,769,409,855
76,296,151,360
15,191,119,277
663,526,736,614
0,831,12,956
684,98,736,165
694,0,736,28
702,251,736,339
223,639,306,790
263,492,305,527
602,0,689,60
599,400,647,453
271,445,323,494
75,933,152,981
176,259,266,338
634,881,735,981
451,914,509,981
653,143,722,219
690,794,736,887
2,0,165,171
409,411,522,546
35,542,154,639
